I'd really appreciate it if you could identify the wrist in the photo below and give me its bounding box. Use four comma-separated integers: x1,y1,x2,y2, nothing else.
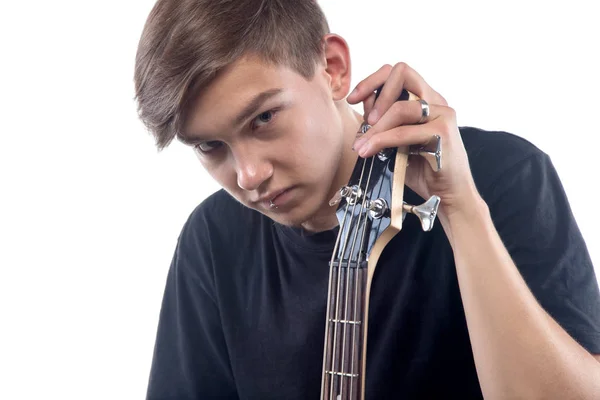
439,188,490,244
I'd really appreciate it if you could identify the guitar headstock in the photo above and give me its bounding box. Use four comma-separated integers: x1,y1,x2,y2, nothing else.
329,88,440,262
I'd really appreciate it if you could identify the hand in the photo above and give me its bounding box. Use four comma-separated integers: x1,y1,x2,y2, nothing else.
346,63,482,219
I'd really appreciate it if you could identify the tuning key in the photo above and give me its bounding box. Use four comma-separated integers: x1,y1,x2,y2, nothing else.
367,198,389,219
403,195,441,231
409,135,442,172
329,188,346,207
329,185,364,207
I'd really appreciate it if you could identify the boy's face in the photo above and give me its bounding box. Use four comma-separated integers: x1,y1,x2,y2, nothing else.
181,55,359,229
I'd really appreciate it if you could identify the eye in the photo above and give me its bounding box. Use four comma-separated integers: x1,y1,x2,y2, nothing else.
194,140,223,154
251,110,277,130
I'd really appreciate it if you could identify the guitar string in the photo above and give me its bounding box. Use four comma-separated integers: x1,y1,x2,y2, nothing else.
321,198,351,400
346,121,380,399
328,160,367,400
348,157,377,400
328,157,368,400
321,159,364,400
340,155,376,400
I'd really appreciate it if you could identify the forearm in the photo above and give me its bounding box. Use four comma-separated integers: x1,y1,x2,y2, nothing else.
441,193,600,400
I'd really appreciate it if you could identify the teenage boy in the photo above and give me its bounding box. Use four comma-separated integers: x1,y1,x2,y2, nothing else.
135,1,600,398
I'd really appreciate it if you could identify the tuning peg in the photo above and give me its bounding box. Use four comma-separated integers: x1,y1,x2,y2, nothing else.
329,185,363,207
329,188,346,207
409,135,442,172
367,198,389,219
358,122,371,135
402,195,441,231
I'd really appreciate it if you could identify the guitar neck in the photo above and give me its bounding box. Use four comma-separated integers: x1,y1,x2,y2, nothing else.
319,85,416,400
319,146,409,400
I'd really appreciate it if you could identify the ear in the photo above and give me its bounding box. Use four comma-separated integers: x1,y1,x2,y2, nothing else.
321,34,352,101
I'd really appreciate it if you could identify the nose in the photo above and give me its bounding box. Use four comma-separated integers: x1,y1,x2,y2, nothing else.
233,144,273,192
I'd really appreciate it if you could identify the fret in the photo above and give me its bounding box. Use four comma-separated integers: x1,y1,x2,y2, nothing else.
328,319,362,325
328,260,368,269
325,370,360,378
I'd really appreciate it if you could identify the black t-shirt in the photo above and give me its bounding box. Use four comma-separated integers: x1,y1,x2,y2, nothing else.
146,127,600,399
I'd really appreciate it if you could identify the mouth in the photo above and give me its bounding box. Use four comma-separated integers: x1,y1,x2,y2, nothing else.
260,186,296,210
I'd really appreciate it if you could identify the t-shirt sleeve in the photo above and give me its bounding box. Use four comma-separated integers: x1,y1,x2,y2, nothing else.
146,213,238,399
484,151,600,354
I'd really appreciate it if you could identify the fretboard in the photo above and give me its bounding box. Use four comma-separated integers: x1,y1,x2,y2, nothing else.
320,258,369,400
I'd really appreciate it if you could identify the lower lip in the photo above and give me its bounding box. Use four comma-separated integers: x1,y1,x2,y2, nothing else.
264,187,296,209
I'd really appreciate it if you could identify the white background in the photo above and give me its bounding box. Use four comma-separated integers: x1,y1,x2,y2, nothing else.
1,0,598,398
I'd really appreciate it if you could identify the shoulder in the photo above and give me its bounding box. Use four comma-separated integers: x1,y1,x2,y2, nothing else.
187,188,248,226
458,126,549,194
182,189,264,243
179,189,273,265
459,126,546,171
172,189,269,286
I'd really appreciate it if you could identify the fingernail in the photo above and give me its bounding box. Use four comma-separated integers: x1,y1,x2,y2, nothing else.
353,137,367,151
368,109,379,125
358,142,370,157
349,88,358,98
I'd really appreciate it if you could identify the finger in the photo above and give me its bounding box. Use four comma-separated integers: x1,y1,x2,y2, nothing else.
346,64,392,104
369,62,434,125
354,102,441,150
356,123,438,159
368,100,427,135
362,91,376,121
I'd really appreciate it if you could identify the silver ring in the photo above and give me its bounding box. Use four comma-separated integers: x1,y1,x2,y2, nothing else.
269,200,277,209
418,99,430,124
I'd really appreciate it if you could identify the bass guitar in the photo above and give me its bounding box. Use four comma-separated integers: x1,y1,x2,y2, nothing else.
320,87,443,400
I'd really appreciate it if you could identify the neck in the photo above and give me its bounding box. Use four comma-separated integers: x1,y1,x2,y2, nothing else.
300,105,364,233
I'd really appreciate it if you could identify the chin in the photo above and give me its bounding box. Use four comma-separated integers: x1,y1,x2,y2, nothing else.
283,201,338,232
272,200,322,227
270,210,311,228
273,218,304,228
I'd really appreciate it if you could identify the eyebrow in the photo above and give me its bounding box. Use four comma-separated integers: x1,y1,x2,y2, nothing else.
178,88,284,145
233,88,284,125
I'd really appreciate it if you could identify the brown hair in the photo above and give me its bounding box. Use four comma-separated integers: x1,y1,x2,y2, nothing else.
134,0,330,150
